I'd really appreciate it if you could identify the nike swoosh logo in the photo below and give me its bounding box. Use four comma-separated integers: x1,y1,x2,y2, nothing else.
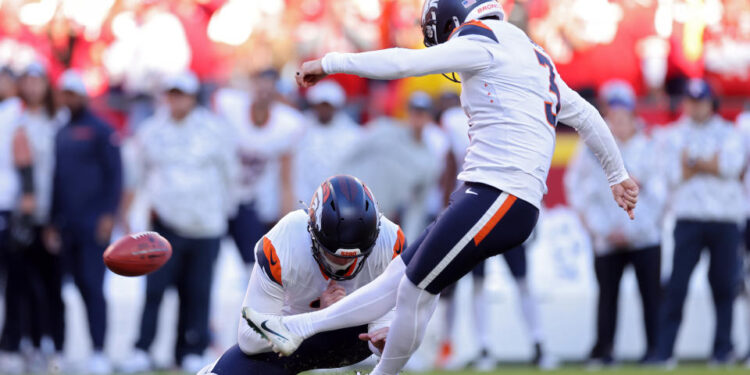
466,188,478,196
261,320,288,342
269,251,278,266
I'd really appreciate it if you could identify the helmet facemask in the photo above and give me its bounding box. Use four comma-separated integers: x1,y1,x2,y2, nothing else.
309,225,375,281
422,5,439,47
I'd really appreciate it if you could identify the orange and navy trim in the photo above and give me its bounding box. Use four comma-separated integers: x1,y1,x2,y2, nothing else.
473,194,517,246
317,259,359,280
392,227,406,259
449,20,498,44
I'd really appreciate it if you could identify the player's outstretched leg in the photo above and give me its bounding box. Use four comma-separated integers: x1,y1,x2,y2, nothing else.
243,256,407,356
371,183,539,374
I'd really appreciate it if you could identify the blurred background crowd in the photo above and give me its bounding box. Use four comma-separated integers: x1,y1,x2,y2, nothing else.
1,0,750,374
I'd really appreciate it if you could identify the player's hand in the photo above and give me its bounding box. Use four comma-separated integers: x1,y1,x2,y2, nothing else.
296,59,327,88
44,226,61,255
610,178,639,220
96,214,115,245
320,280,346,308
359,327,388,354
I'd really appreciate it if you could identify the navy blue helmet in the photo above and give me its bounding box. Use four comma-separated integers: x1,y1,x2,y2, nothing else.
421,0,505,47
308,175,380,281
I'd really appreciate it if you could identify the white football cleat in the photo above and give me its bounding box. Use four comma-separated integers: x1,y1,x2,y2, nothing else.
241,307,303,356
87,351,112,374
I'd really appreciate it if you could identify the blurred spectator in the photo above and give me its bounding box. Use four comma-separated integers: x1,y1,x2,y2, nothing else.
0,66,22,374
565,80,666,366
293,80,361,205
657,79,745,365
122,71,236,373
737,102,750,366
215,69,302,265
46,69,122,374
400,92,450,240
0,63,65,374
439,243,556,371
434,91,461,124
339,93,440,222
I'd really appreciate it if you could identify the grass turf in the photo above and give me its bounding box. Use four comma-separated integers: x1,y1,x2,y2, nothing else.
143,364,749,374
314,364,747,374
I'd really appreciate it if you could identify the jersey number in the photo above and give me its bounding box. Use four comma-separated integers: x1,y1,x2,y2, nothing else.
534,50,561,127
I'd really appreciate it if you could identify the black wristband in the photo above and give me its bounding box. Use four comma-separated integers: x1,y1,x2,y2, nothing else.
19,166,34,194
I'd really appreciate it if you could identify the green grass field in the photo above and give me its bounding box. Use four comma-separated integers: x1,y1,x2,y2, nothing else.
138,364,749,375
310,365,748,374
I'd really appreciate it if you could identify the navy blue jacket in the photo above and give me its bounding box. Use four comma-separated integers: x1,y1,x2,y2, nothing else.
51,108,122,226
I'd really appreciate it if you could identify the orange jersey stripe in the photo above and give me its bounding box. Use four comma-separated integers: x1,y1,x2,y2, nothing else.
392,228,406,259
473,195,517,246
262,237,283,286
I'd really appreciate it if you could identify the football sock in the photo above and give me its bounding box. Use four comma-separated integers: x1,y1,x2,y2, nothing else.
284,256,406,339
371,276,439,375
443,297,456,343
473,276,489,351
516,277,544,343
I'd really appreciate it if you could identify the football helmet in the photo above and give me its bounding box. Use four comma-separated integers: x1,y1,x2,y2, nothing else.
308,175,380,281
421,0,505,47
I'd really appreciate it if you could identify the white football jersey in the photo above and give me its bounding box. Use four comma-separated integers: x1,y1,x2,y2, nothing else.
238,209,404,354
322,19,629,209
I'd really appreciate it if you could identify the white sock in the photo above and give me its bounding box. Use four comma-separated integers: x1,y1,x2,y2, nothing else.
516,277,543,343
442,297,456,343
284,257,406,339
473,276,489,351
371,277,439,375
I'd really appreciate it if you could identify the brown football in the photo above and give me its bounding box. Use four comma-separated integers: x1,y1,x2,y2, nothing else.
103,232,172,277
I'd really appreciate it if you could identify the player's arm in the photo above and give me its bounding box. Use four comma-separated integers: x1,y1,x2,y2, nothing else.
557,80,638,219
297,37,493,87
238,240,285,355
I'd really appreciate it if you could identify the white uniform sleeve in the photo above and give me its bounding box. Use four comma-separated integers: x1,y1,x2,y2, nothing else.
237,263,284,355
557,79,630,186
322,37,493,80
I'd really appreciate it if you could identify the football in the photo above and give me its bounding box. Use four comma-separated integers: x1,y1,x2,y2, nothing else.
103,232,172,277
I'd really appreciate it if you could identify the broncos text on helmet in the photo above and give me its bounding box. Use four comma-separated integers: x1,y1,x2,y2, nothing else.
421,0,505,47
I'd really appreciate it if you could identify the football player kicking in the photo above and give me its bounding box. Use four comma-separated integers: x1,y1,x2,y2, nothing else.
199,175,406,375
244,1,639,374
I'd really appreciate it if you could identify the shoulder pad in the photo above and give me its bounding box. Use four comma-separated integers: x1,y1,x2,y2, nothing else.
453,21,498,44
